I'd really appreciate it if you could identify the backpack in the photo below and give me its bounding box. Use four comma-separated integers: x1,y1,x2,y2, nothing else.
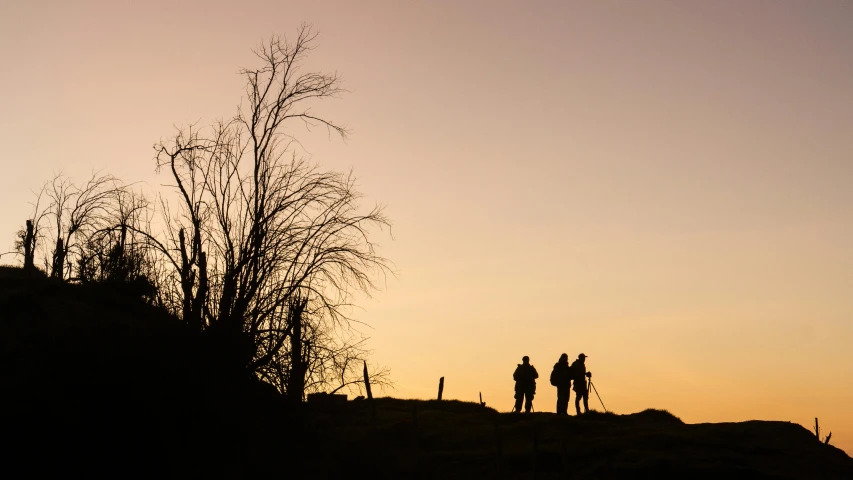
549,368,558,387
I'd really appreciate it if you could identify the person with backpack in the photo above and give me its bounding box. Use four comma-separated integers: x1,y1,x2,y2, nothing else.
570,353,591,415
513,356,539,413
550,353,573,415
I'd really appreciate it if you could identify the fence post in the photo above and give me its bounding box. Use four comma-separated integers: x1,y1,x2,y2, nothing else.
437,377,444,400
364,361,375,427
363,361,373,400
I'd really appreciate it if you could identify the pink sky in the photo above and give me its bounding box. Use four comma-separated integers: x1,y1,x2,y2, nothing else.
2,1,852,453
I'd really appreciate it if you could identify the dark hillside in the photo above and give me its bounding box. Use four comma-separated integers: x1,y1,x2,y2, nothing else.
0,266,291,478
308,399,853,479
1,266,851,478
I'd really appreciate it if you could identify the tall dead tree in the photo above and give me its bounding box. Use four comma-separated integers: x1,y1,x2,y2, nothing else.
150,24,392,396
152,125,212,332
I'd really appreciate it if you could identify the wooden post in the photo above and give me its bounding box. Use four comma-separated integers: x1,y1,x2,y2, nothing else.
437,377,444,400
815,418,820,438
363,361,373,400
479,392,485,407
825,432,832,445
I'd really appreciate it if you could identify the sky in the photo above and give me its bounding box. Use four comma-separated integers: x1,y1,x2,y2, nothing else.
2,0,852,453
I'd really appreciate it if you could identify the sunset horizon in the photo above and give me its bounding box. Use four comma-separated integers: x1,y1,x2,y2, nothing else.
2,0,851,470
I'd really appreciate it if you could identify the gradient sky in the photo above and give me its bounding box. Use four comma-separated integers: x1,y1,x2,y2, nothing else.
2,0,852,454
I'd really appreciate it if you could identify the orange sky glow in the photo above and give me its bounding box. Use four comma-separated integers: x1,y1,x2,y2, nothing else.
2,1,852,454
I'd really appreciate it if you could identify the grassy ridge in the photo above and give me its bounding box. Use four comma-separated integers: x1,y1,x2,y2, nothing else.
1,266,851,478
303,398,853,479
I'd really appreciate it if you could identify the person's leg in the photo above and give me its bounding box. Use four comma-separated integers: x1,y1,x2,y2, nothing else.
574,391,582,415
582,391,589,413
525,392,534,413
566,386,572,413
514,391,523,413
557,387,568,415
555,390,562,414
557,389,563,414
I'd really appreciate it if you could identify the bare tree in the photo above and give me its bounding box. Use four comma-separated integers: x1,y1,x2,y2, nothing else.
253,291,393,401
36,172,123,280
300,314,392,397
74,187,160,301
14,25,392,399
12,187,50,271
150,24,392,397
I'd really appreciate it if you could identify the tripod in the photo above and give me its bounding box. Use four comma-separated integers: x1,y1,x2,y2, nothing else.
510,392,535,413
587,378,608,413
510,403,535,413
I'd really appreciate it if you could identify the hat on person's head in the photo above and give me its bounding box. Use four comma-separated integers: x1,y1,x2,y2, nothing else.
578,353,587,359
522,356,530,362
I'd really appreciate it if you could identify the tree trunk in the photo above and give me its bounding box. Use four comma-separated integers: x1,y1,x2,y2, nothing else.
287,297,307,404
178,229,194,327
23,220,35,271
178,228,207,332
191,251,208,330
51,238,65,280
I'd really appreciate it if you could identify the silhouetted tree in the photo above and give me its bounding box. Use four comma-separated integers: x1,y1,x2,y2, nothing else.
257,293,392,400
76,188,159,302
36,172,122,280
14,220,38,271
14,173,162,298
13,188,50,273
14,25,391,398
301,316,392,397
147,24,392,396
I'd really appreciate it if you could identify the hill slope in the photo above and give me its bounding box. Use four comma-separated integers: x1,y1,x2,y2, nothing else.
1,266,851,478
306,398,853,479
0,267,289,477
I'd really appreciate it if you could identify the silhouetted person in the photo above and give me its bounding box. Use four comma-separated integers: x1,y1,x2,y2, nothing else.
550,353,572,415
513,356,538,413
570,353,591,415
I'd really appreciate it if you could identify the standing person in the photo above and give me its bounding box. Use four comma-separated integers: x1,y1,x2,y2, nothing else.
570,353,591,415
513,356,539,413
550,353,572,415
